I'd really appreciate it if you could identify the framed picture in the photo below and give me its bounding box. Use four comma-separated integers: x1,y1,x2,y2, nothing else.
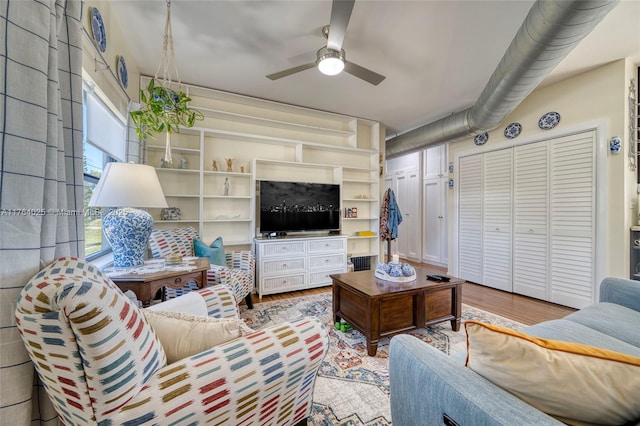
345,207,358,218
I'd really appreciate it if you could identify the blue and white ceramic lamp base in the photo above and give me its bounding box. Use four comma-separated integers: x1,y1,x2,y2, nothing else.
103,208,154,268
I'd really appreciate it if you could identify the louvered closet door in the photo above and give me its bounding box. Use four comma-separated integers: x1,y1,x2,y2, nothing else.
482,149,513,291
458,155,483,283
513,142,549,300
550,132,596,308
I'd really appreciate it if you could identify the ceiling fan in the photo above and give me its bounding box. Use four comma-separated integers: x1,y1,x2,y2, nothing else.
266,0,385,86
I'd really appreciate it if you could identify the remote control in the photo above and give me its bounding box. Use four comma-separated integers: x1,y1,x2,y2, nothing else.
426,274,451,282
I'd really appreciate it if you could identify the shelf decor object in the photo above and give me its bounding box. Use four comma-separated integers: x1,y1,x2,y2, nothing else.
129,0,203,165
89,163,168,268
90,7,107,53
116,55,128,89
610,136,622,154
504,122,522,139
474,132,488,146
538,111,561,130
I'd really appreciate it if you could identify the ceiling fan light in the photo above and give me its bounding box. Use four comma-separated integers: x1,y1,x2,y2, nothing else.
317,49,345,76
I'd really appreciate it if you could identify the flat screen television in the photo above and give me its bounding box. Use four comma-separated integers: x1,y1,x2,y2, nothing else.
258,180,341,234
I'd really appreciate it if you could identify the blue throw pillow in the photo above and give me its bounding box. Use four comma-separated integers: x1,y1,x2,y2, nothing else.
194,237,226,267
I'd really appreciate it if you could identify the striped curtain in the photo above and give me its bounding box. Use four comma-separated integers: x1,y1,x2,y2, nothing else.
0,1,84,425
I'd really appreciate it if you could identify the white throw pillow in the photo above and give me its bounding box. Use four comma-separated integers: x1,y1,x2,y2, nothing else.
143,309,253,363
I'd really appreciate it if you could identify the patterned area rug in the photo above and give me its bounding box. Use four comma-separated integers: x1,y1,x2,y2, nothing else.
240,292,524,426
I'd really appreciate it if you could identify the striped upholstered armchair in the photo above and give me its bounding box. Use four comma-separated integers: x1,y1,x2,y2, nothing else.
15,257,328,425
148,226,255,308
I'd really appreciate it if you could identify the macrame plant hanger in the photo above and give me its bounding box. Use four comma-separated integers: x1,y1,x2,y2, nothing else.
156,0,181,164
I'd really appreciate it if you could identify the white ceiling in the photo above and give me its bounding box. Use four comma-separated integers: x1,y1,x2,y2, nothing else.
108,0,640,137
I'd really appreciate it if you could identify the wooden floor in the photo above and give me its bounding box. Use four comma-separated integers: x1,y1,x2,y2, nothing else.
256,261,576,326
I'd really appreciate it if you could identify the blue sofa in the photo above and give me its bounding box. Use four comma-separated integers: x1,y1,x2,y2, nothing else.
389,277,640,425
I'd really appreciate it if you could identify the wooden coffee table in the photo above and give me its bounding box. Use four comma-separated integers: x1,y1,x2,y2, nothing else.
331,267,464,356
109,258,210,307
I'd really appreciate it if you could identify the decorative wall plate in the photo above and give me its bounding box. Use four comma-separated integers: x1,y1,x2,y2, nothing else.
90,7,107,52
504,122,522,139
474,132,488,146
117,55,128,88
538,112,561,130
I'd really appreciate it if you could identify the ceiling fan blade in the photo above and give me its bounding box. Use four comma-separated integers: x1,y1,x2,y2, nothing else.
344,61,386,86
266,62,316,80
327,0,355,51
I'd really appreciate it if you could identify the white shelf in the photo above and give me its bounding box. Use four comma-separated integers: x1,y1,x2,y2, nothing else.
191,126,375,153
343,178,378,184
197,106,355,138
147,144,200,154
343,198,378,202
163,193,199,198
347,235,379,239
203,219,252,223
203,195,251,199
155,168,200,175
155,219,199,223
203,171,252,177
343,217,376,221
164,194,200,198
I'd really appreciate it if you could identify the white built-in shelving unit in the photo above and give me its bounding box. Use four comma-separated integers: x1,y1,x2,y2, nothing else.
143,76,384,263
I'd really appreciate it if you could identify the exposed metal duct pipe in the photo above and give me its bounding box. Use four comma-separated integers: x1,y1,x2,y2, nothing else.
385,0,620,158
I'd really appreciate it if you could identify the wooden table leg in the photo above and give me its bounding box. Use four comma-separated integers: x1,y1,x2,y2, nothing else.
366,339,378,356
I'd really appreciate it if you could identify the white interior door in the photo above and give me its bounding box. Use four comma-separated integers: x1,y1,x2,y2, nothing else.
458,154,483,283
482,149,513,292
513,141,549,300
549,132,596,308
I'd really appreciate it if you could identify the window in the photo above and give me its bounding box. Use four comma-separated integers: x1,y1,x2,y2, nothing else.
82,84,126,259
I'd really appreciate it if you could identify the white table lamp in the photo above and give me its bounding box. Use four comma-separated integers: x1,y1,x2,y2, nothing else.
89,163,167,268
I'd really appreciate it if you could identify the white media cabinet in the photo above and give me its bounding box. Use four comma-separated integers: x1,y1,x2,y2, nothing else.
255,235,348,297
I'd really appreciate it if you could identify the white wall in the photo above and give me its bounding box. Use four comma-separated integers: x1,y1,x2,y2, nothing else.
448,59,636,279
83,1,142,162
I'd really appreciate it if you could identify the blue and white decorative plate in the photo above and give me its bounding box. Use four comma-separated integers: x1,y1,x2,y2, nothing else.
538,112,561,130
90,7,107,52
117,55,128,88
504,122,522,139
474,132,488,146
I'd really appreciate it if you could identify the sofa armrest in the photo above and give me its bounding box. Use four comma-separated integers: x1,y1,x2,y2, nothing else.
110,317,328,425
599,277,640,312
389,335,562,426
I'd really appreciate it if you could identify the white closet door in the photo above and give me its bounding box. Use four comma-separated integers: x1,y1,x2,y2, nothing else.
550,132,596,308
423,178,443,264
395,172,409,258
482,149,513,292
406,169,421,260
458,155,483,283
513,141,549,300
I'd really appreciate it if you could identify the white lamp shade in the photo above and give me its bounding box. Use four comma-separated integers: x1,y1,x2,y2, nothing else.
89,163,168,208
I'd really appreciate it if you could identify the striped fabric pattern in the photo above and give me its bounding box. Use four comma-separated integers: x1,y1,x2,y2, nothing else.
149,227,255,303
0,1,85,423
15,257,167,424
196,284,239,319
15,257,328,425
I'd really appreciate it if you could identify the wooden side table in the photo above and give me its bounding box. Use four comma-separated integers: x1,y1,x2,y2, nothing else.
109,258,210,307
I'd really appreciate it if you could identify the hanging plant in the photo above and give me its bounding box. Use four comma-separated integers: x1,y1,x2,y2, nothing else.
130,78,203,141
129,0,203,164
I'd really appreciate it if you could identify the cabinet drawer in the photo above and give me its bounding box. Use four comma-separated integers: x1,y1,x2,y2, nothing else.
309,267,347,287
261,257,305,275
308,238,346,253
261,274,306,293
308,253,346,270
260,241,306,258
